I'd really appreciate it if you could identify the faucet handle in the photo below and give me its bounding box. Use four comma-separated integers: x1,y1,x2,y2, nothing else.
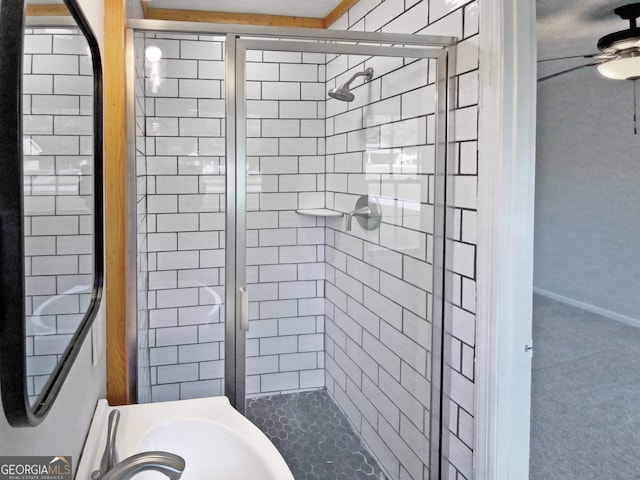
92,409,121,480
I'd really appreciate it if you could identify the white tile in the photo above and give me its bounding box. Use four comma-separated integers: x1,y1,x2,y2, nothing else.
456,34,479,75
263,51,301,63
32,55,78,75
279,101,318,119
381,0,428,34
301,83,325,101
260,372,299,392
380,116,427,148
259,264,297,283
280,64,318,82
262,82,300,100
402,84,435,119
156,213,199,232
279,281,317,300
179,79,220,98
247,138,278,156
259,193,297,211
454,105,478,141
157,363,198,384
147,233,177,251
178,231,219,250
363,97,401,128
261,119,300,137
179,117,220,137
156,176,198,194
280,246,317,264
180,40,222,60
23,75,53,95
155,325,198,346
157,251,200,270
155,137,198,156
163,59,198,79
155,98,198,117
453,175,477,209
246,62,280,81
279,174,317,192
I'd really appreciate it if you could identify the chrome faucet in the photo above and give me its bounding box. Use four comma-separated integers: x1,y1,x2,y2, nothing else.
100,452,185,480
92,410,186,480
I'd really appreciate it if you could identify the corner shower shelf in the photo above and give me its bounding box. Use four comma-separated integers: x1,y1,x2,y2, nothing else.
296,209,344,217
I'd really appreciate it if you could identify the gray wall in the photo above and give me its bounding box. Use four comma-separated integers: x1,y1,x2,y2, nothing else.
0,307,106,470
0,0,106,472
535,68,640,320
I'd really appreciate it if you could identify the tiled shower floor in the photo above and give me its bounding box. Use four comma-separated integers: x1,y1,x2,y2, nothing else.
245,389,388,480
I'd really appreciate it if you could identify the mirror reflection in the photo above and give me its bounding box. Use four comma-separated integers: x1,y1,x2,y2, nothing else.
22,6,96,407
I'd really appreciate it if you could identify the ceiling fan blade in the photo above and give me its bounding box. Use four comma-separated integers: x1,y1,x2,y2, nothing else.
538,54,595,62
538,53,614,62
537,61,604,82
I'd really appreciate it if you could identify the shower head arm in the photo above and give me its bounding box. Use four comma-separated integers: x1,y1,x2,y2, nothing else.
339,67,374,89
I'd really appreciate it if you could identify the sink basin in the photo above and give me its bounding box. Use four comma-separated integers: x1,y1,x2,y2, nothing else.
136,419,283,480
77,397,294,480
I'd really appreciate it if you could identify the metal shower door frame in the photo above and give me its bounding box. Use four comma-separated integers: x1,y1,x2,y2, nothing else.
128,20,454,479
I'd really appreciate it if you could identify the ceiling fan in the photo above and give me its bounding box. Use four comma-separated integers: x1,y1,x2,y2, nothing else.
538,2,640,82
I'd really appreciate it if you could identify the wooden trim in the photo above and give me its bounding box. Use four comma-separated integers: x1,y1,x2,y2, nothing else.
25,4,70,16
141,0,150,19
323,0,358,28
145,7,324,29
104,0,130,406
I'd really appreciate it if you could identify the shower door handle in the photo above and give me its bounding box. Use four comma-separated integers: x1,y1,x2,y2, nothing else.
239,286,249,332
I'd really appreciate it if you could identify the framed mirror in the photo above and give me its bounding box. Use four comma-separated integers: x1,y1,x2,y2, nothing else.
0,0,103,426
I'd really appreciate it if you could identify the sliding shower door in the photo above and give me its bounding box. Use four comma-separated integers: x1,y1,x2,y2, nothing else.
233,38,448,480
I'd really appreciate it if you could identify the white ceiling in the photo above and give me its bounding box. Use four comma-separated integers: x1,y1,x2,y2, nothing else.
139,0,343,18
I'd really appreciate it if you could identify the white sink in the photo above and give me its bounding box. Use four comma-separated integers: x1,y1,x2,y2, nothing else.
77,397,294,480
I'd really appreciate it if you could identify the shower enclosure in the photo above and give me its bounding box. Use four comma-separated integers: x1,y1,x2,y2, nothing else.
128,20,453,480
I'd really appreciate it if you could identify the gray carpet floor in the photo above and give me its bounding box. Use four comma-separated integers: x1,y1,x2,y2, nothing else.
530,294,640,480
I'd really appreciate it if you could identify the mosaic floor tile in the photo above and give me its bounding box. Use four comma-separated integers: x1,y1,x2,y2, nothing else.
245,389,388,480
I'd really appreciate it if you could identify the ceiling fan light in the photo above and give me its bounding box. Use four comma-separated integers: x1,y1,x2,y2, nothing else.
597,55,640,80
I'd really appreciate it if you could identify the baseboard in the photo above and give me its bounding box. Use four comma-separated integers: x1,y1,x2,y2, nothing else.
533,287,640,329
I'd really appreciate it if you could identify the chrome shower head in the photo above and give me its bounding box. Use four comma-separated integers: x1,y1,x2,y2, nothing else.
328,67,374,102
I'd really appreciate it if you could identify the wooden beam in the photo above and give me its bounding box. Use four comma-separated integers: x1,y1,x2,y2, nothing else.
25,4,70,16
104,0,131,406
145,7,325,29
141,0,150,18
323,0,359,28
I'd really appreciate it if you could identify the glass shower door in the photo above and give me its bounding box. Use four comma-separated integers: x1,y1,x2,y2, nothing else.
234,38,446,480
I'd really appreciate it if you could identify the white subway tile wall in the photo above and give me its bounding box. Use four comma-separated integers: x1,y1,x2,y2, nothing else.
324,49,436,479
23,28,95,405
140,34,227,402
330,1,479,479
245,48,326,395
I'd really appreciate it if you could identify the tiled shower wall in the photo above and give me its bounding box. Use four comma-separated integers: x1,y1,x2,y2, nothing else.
141,34,227,402
244,49,327,395
332,0,479,479
22,28,94,404
138,36,327,400
323,50,436,479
